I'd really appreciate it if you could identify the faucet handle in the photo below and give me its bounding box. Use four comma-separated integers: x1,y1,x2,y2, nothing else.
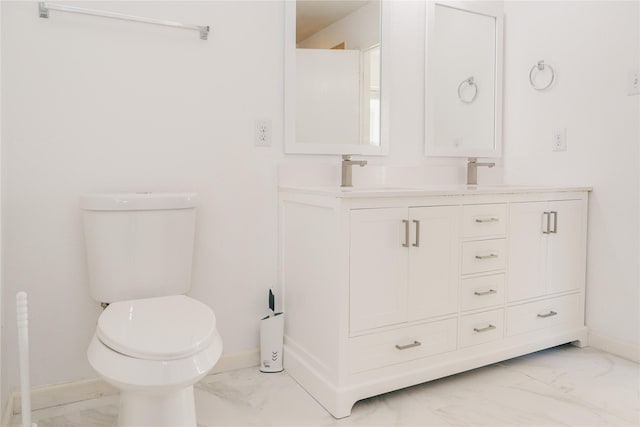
468,157,478,163
342,154,352,161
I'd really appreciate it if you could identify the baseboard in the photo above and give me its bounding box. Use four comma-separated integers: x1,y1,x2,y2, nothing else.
7,348,260,418
588,331,640,363
13,377,118,415
211,348,260,374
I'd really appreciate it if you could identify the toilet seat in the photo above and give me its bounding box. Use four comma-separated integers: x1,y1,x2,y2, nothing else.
97,295,216,361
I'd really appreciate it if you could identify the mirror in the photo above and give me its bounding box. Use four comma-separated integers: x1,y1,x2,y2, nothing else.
284,1,388,155
425,1,503,158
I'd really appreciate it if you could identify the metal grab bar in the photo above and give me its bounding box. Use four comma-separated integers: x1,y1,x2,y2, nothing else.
38,2,210,40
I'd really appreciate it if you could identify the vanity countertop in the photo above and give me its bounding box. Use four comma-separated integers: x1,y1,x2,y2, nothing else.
278,185,592,198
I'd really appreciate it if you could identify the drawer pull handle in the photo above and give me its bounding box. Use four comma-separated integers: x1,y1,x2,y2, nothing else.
475,217,499,223
537,311,558,318
475,253,498,260
474,289,497,296
473,325,496,333
395,340,422,350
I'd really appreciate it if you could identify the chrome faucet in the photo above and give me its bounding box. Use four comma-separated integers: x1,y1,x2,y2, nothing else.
467,157,495,185
341,155,367,187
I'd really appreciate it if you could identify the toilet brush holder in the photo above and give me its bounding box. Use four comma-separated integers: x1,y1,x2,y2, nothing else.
259,313,284,373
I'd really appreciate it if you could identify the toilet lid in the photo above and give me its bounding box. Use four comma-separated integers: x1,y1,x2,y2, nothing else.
97,295,217,361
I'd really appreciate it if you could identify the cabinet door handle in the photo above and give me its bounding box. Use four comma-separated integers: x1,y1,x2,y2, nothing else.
402,220,410,248
474,289,497,296
475,253,498,260
550,211,558,234
473,324,496,333
542,211,551,234
395,340,421,350
412,220,420,247
537,311,558,318
475,217,499,223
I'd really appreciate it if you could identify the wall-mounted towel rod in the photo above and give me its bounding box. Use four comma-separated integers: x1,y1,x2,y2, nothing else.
38,2,210,40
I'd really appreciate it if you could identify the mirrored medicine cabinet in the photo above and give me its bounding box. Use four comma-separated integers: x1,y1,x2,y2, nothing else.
284,0,389,155
425,1,503,158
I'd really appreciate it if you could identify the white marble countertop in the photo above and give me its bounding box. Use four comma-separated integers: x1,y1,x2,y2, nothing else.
279,184,593,198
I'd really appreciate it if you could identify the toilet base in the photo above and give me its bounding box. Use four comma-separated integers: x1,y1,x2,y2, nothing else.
118,386,196,427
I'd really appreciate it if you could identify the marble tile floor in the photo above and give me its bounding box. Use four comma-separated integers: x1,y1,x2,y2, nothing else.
12,344,640,427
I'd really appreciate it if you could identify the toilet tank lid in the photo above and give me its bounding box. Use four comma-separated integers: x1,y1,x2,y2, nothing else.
81,192,199,211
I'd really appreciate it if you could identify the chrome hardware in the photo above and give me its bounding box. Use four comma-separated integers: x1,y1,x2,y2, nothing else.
402,220,410,248
458,76,478,104
395,341,422,350
475,253,498,260
550,211,558,234
474,289,497,296
473,325,496,333
529,60,556,91
537,311,558,318
39,1,49,18
475,217,499,223
38,1,210,40
340,155,367,187
466,157,496,185
543,211,551,234
412,220,420,247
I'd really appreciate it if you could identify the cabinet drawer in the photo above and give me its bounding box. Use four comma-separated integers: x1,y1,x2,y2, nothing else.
507,293,583,336
460,274,505,311
459,309,504,348
349,318,457,374
462,239,506,275
463,204,507,238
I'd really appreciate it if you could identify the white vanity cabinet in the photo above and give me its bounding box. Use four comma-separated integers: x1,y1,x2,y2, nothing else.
279,186,589,419
350,205,460,332
508,200,585,301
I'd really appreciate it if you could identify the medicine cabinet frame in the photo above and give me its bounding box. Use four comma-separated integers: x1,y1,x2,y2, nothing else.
284,1,390,155
424,0,504,158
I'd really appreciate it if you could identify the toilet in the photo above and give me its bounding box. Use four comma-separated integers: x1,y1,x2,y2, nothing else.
81,192,222,427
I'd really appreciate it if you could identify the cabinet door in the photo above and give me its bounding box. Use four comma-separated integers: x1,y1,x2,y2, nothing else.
408,205,460,321
546,200,584,294
350,208,408,332
508,202,547,301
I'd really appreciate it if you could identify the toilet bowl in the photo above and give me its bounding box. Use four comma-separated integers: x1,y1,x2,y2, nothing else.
81,192,221,426
87,295,223,427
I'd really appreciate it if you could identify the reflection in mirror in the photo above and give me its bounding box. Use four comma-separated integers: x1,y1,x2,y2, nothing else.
285,1,385,155
425,1,503,158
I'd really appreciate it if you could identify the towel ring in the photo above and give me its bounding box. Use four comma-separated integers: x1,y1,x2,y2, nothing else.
529,60,555,91
458,76,478,103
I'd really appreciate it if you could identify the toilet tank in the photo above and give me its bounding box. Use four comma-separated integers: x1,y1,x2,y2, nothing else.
81,192,199,303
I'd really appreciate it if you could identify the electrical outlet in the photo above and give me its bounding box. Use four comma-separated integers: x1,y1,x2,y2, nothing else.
552,128,567,152
255,120,271,147
628,70,639,96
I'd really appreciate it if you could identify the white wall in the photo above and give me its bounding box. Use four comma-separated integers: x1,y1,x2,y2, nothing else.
502,1,640,356
1,0,637,397
2,1,283,391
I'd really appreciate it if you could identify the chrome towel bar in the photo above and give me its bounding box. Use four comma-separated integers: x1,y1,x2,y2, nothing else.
38,2,210,40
